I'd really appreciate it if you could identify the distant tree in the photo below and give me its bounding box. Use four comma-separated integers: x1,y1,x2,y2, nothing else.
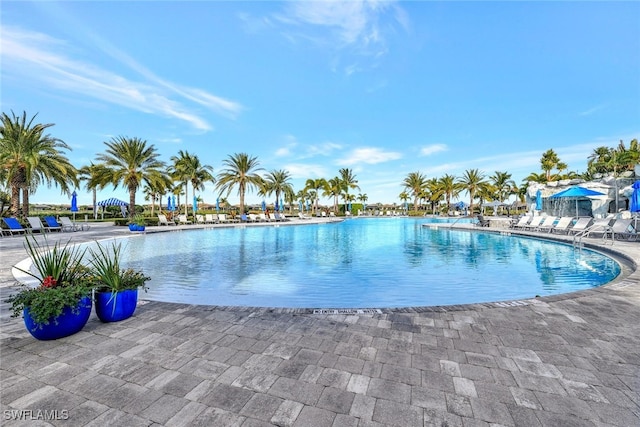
489,171,516,207
262,169,294,211
324,177,344,213
79,163,110,219
339,168,359,211
458,169,486,214
402,171,427,213
0,111,78,218
304,178,328,215
94,136,166,219
540,149,566,181
215,153,264,215
426,177,444,214
438,174,462,214
523,172,548,184
170,150,215,215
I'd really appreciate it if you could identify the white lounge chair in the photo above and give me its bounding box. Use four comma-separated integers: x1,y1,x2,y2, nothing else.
535,216,558,232
26,216,48,233
611,219,637,241
59,216,81,232
158,214,176,226
177,214,192,225
522,216,546,231
567,217,592,235
550,217,573,234
205,214,218,224
298,212,312,220
248,214,259,222
218,214,229,223
195,214,205,224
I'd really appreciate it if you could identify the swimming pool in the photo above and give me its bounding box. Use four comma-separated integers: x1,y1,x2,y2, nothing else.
120,218,620,308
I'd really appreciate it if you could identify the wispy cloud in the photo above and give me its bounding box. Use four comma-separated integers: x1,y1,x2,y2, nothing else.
284,163,330,179
272,0,408,73
420,144,448,156
578,104,607,116
337,147,402,166
1,26,242,131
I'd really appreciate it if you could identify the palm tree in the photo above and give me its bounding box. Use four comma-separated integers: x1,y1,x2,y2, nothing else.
523,172,548,184
324,177,344,213
425,177,444,215
94,136,167,219
402,171,427,214
540,149,566,181
458,169,486,214
357,193,368,213
489,171,516,214
438,174,462,214
170,150,215,215
587,146,613,174
215,153,264,214
0,111,78,217
304,178,328,216
262,169,294,212
338,168,359,211
79,163,110,220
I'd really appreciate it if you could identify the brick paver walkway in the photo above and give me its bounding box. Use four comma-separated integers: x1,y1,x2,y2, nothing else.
1,220,639,426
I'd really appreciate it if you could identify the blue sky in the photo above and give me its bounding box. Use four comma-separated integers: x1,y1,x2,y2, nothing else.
2,1,639,208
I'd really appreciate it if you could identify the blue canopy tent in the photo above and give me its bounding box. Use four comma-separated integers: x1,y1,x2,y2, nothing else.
97,198,129,219
549,186,605,218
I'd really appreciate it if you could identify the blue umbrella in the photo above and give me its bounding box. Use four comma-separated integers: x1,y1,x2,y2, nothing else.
172,196,176,212
261,200,266,212
549,186,605,218
216,197,220,212
167,196,173,212
193,195,198,213
535,189,542,211
631,181,640,213
299,200,303,211
280,198,284,212
70,191,78,221
274,200,279,212
306,200,310,212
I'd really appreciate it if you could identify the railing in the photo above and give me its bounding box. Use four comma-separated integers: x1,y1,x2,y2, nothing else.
572,222,614,248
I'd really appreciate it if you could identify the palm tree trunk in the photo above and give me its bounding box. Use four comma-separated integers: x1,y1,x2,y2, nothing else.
10,176,21,218
92,189,97,220
21,187,29,218
129,187,136,219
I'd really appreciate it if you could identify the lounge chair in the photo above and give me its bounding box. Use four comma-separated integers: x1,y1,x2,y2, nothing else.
59,216,81,232
535,216,558,232
258,213,268,222
248,214,259,222
157,213,176,226
611,219,637,241
298,212,312,220
268,213,279,222
550,217,574,234
275,212,288,221
43,216,62,232
475,215,490,227
195,214,205,224
26,216,48,233
2,217,27,236
177,214,192,225
217,214,229,223
205,214,218,224
522,216,546,231
510,215,531,230
240,213,249,222
567,217,593,235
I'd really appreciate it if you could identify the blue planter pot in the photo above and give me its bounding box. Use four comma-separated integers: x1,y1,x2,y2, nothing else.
23,296,92,340
128,224,136,231
95,289,138,322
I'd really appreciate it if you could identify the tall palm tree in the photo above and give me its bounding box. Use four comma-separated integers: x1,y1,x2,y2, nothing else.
338,168,359,211
94,136,167,219
215,153,264,214
540,149,566,181
262,169,294,211
402,171,427,214
458,169,486,214
324,177,344,213
437,174,462,214
304,178,328,216
425,177,443,214
170,150,215,215
0,111,77,217
489,171,516,205
79,163,110,220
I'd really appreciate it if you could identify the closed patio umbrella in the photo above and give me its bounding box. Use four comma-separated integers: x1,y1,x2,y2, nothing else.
631,181,640,229
535,189,542,211
70,191,79,221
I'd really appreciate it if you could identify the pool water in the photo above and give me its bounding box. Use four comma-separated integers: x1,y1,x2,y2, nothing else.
120,217,620,308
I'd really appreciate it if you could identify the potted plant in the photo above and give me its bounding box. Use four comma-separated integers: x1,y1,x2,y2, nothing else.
85,241,149,322
129,214,146,232
5,236,92,340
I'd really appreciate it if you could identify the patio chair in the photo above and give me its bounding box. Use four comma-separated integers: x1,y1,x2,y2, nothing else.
59,216,81,232
475,215,490,227
510,215,531,230
157,213,176,226
26,216,48,233
535,216,558,232
177,214,192,225
205,214,218,224
611,218,637,241
521,216,546,231
275,212,288,221
567,217,593,235
217,214,230,224
248,214,259,222
195,214,205,224
298,212,312,220
550,217,574,234
43,216,62,232
2,217,27,236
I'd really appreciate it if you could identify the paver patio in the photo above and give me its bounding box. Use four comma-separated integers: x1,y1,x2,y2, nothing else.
1,220,639,426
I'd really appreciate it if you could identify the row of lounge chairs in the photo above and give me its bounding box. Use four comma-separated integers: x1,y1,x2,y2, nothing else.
510,215,638,241
1,216,88,236
158,212,291,226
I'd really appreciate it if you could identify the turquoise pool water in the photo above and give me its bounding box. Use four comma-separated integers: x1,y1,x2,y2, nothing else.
120,217,620,308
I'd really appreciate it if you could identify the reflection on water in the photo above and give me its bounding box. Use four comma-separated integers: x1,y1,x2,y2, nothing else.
116,218,620,308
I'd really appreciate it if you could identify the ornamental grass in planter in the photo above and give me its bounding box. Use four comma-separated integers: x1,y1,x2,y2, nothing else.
84,241,149,322
5,235,92,340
